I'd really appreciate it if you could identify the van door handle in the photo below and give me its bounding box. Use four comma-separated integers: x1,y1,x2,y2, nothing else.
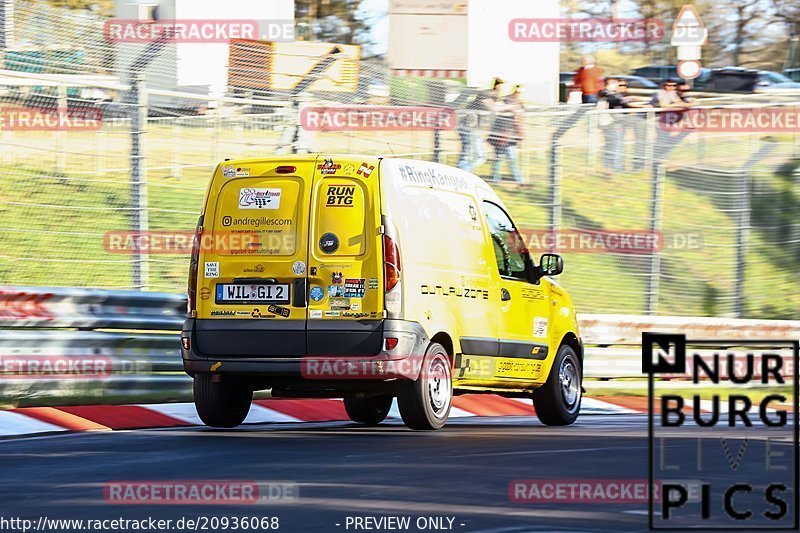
501,288,511,301
232,277,278,284
292,278,307,307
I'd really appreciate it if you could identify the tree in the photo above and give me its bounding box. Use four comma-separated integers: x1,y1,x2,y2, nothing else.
43,0,114,17
730,0,763,65
295,0,371,47
772,0,800,37
772,0,800,68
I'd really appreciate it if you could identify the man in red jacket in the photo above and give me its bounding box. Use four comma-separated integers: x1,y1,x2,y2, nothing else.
573,55,604,104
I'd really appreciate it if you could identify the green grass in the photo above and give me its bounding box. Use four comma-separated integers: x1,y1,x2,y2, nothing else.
0,123,797,317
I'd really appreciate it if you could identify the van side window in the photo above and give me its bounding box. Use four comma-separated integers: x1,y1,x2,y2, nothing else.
482,201,528,281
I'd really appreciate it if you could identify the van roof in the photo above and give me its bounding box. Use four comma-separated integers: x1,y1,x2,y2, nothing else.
215,154,501,205
216,154,380,166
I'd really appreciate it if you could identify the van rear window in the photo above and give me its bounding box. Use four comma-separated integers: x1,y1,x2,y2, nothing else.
214,179,300,256
314,179,367,256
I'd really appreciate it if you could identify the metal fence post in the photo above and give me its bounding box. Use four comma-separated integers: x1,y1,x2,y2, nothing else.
546,107,589,251
131,73,149,290
548,139,562,249
56,85,67,172
646,161,665,315
732,141,776,317
733,169,751,318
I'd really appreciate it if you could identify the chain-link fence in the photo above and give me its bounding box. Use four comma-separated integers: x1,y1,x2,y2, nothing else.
0,1,798,319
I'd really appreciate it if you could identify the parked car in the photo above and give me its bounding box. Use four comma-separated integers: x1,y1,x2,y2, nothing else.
693,68,800,93
631,65,680,83
784,68,800,82
756,70,800,90
693,67,758,92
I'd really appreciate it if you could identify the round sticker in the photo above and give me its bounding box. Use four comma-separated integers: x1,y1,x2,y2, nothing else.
319,232,339,254
292,260,306,275
309,285,325,302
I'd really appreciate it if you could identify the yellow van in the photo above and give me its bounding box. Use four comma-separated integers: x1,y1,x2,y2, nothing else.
181,155,583,430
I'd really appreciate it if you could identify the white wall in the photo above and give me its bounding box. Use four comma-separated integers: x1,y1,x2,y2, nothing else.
115,0,294,99
175,0,294,97
467,0,560,104
387,1,468,71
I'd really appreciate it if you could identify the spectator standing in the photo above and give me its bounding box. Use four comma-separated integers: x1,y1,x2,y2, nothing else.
600,78,649,174
457,77,504,172
573,55,604,104
488,84,525,183
677,81,695,105
649,79,693,159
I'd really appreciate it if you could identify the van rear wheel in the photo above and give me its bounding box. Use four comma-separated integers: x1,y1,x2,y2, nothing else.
397,342,452,430
532,344,582,426
344,396,392,425
194,374,253,428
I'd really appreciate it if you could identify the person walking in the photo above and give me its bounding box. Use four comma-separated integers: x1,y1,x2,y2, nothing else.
457,77,505,172
488,84,524,183
573,55,604,104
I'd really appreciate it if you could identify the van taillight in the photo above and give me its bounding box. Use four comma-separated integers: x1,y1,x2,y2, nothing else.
276,166,296,174
187,226,202,316
383,234,401,292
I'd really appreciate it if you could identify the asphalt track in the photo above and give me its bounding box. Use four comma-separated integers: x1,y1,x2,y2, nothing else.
0,414,795,533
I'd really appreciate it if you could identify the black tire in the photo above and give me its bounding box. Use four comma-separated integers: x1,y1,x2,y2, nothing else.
344,396,393,425
193,373,253,428
532,344,582,426
397,342,452,430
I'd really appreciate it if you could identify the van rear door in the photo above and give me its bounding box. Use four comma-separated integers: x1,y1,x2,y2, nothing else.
305,156,384,356
195,159,315,357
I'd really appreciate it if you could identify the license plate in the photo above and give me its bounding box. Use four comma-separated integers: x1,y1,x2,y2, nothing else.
215,283,290,304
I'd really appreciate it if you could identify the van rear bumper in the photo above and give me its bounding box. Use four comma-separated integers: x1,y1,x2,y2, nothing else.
181,318,430,380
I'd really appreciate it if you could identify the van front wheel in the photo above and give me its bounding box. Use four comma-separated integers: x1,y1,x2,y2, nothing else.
397,342,452,430
193,374,253,428
344,396,392,425
532,344,582,426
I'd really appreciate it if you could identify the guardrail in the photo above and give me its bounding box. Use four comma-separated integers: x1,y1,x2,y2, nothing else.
1,287,798,406
0,285,185,329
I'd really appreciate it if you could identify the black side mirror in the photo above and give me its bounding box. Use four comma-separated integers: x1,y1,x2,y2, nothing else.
538,253,564,277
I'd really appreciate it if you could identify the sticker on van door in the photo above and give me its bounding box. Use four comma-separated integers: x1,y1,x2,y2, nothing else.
309,286,325,301
238,188,281,210
317,159,341,174
533,317,548,338
343,278,366,298
292,260,306,275
204,262,219,278
324,185,355,207
319,233,339,254
357,162,375,178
